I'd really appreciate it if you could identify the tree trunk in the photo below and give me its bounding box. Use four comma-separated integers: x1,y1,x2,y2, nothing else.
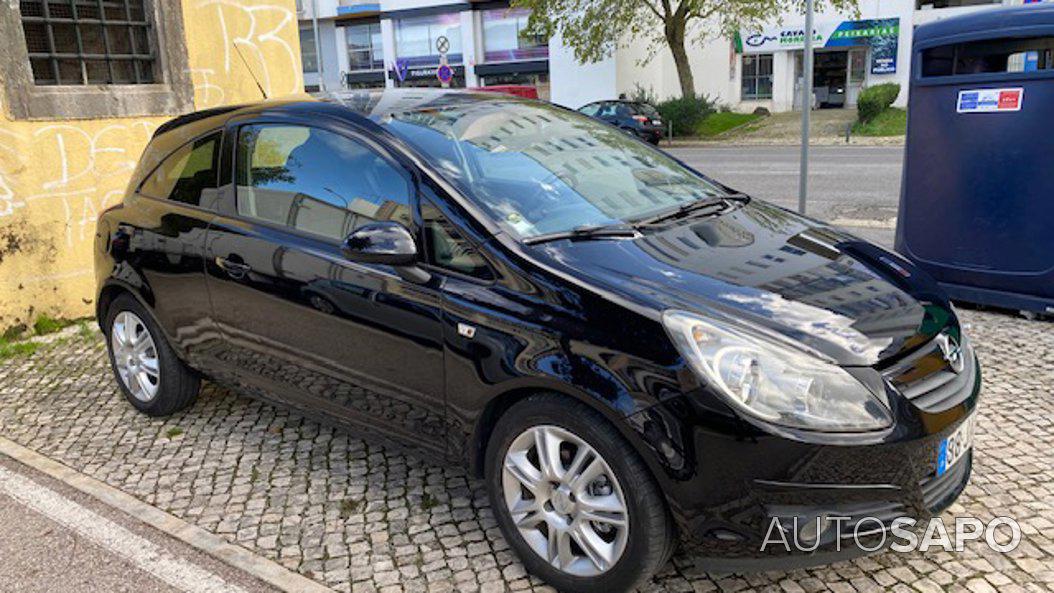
666,18,695,98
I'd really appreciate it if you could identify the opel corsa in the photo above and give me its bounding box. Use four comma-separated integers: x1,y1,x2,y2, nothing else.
96,90,980,592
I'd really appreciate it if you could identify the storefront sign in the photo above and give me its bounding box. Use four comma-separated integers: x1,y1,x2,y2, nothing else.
957,88,1024,113
737,18,900,74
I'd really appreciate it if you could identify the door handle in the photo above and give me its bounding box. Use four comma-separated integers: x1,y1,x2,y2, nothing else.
215,256,251,279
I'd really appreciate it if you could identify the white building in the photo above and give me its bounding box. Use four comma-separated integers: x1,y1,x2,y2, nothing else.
296,0,1031,111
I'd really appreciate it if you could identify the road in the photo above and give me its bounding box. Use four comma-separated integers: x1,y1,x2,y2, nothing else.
0,455,277,593
667,144,904,229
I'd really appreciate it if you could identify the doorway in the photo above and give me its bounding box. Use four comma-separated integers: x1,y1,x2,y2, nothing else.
793,47,868,109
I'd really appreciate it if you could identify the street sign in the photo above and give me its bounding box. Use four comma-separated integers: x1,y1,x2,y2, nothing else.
436,35,450,56
436,63,454,85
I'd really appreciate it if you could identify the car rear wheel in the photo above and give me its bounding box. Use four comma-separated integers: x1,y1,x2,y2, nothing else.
104,293,199,416
485,394,674,592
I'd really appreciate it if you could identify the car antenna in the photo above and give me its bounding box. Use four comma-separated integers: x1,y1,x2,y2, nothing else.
233,42,268,99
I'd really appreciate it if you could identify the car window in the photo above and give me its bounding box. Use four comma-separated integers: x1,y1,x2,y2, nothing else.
139,132,220,206
420,199,493,280
578,103,600,117
596,102,616,117
235,124,414,240
614,103,632,117
634,103,659,117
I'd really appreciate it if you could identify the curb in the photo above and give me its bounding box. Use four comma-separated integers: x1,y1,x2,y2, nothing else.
0,436,334,593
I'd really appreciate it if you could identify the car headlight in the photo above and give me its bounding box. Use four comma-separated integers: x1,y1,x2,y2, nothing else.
662,310,893,432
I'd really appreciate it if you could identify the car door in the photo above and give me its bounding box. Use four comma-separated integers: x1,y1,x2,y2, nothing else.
113,131,223,372
203,119,447,454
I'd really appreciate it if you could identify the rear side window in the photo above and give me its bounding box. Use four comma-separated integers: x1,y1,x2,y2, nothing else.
578,103,600,116
235,124,414,241
922,36,1054,77
139,133,220,205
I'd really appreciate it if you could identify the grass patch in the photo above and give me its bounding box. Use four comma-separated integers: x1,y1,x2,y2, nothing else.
0,341,40,360
33,314,76,336
164,426,184,439
2,324,26,342
420,492,439,511
695,112,763,137
852,107,907,137
339,498,361,518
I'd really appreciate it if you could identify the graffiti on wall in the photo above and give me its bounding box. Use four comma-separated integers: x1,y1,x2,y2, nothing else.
0,0,303,327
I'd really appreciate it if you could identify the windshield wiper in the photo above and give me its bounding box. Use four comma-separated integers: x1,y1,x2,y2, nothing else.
632,193,750,227
523,224,639,246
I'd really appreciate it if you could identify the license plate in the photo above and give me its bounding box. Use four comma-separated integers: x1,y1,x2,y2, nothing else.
937,415,975,476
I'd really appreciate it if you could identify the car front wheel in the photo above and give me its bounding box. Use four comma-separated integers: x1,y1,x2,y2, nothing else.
485,394,674,593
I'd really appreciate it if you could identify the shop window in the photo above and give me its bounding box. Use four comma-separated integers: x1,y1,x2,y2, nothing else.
345,21,383,71
481,7,548,62
395,13,462,65
300,27,318,73
742,54,773,100
2,0,192,119
922,36,1054,77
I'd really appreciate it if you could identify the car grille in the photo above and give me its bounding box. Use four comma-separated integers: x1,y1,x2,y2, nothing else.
920,451,972,513
883,334,978,413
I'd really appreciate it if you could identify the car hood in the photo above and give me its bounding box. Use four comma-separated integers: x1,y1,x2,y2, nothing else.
529,201,954,367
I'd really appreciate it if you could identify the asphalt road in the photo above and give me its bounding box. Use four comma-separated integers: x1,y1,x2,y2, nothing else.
0,455,276,593
667,145,905,227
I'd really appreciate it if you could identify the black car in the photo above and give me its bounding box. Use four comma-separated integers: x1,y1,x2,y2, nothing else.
578,100,665,144
95,90,979,592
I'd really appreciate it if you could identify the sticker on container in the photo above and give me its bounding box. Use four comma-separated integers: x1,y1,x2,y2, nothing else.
957,88,1024,113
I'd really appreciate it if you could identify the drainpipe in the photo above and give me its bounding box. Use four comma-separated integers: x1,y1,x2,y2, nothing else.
311,0,327,92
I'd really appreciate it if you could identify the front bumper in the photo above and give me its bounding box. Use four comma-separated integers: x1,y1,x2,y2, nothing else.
624,344,981,571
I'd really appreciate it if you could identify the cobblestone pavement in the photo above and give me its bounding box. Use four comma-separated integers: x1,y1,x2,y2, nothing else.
0,310,1051,593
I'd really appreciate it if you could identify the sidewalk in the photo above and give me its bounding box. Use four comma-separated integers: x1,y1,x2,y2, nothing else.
0,314,1051,592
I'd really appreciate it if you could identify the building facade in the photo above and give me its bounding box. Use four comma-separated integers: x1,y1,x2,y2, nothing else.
298,0,1035,110
0,0,303,330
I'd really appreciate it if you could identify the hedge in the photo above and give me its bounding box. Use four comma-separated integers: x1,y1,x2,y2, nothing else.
857,83,901,124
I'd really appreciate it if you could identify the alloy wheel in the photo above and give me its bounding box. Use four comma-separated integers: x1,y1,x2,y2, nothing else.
501,425,629,577
110,311,160,402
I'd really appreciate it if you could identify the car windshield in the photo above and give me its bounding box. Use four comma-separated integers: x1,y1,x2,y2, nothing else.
633,103,659,117
380,100,728,239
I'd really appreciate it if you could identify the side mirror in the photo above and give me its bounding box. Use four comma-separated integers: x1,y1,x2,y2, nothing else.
341,221,418,267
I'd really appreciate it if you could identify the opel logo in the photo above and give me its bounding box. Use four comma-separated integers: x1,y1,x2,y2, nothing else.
936,333,965,373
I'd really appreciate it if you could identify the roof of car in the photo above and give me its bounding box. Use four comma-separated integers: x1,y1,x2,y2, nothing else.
154,88,529,139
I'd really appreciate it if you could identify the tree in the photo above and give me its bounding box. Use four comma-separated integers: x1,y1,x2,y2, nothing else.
513,0,856,99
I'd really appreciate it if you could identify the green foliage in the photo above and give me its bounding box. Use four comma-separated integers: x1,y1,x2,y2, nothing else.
656,95,715,137
33,314,74,336
857,83,901,124
628,83,658,106
2,324,26,342
512,0,863,98
695,112,763,137
165,426,184,439
852,107,907,137
0,341,40,360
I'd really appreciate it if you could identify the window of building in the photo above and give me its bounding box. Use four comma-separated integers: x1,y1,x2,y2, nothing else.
481,7,547,62
922,36,1054,77
139,133,221,206
420,199,493,279
235,124,414,240
1,0,191,119
345,21,383,71
299,27,318,73
395,13,462,64
19,0,157,85
742,54,773,100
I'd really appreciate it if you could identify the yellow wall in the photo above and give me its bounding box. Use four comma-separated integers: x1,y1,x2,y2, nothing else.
0,0,303,331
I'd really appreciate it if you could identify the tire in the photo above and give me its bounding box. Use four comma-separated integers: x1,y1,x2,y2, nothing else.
104,292,200,417
485,394,674,593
